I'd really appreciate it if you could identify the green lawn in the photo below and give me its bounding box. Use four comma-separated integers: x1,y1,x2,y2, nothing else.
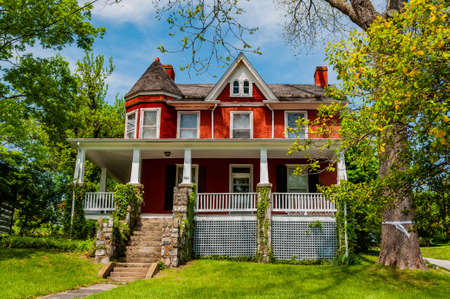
90,255,450,299
0,248,104,299
421,245,450,260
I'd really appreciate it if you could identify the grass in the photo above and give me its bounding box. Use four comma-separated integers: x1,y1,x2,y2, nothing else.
91,254,450,299
421,244,450,260
0,248,104,299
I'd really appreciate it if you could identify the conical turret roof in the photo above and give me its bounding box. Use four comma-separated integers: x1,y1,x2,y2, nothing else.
125,59,183,99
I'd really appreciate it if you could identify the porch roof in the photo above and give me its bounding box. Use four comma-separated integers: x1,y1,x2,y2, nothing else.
68,138,339,183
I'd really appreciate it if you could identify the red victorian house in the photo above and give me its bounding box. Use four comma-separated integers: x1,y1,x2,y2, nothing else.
70,53,347,264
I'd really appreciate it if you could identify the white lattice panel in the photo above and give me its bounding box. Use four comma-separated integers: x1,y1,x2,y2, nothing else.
272,217,337,260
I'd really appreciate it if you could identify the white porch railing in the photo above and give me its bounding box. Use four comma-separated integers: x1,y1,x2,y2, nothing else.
196,193,257,212
83,192,116,212
272,193,336,213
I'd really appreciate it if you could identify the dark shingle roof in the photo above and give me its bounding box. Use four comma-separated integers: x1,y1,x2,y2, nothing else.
125,59,183,99
176,83,332,101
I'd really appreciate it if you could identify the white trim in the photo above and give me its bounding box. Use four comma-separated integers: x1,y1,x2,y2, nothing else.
272,215,336,222
176,163,199,186
220,102,264,107
195,215,257,221
205,53,277,102
230,111,253,139
125,91,182,101
286,164,309,193
177,111,200,139
124,110,138,139
284,111,308,139
229,164,253,192
139,108,161,139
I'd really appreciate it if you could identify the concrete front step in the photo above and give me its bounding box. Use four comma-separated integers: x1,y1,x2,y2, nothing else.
109,276,144,282
124,256,160,263
115,262,152,268
132,231,163,238
129,240,161,247
109,271,146,278
113,266,149,273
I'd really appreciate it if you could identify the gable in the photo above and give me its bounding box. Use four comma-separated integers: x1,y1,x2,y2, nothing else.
205,53,277,102
217,83,266,102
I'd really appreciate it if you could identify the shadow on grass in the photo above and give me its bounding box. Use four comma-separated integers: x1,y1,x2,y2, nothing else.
0,248,57,262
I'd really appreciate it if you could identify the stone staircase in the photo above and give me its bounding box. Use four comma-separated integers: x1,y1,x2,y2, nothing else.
108,218,166,282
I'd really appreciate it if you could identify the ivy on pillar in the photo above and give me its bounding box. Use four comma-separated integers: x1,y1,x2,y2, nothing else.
256,148,272,263
163,148,195,268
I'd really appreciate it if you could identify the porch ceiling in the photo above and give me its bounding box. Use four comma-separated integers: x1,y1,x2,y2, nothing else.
77,138,338,182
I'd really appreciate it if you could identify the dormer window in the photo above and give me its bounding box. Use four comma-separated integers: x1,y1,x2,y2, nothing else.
243,80,249,94
230,79,252,97
232,80,239,94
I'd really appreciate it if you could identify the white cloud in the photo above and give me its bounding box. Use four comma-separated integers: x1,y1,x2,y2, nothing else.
91,0,156,25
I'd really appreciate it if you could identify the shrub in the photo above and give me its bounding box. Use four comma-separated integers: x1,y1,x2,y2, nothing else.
0,235,95,252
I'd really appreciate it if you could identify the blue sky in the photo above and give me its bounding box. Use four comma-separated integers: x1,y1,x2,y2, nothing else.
61,0,339,103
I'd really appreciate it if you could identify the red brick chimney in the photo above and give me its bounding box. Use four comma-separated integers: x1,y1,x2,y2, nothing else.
163,65,175,80
314,66,328,87
154,57,175,80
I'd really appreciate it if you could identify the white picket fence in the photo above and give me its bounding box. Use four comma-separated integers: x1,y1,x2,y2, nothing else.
196,193,257,212
83,192,116,212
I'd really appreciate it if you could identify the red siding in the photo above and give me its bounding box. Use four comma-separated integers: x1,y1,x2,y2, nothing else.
140,158,337,213
217,84,266,102
200,110,212,138
213,107,272,138
274,110,285,138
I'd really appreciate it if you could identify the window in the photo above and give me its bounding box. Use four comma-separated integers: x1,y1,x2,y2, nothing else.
230,111,253,138
232,80,239,94
140,108,160,138
287,166,308,193
230,165,252,193
125,111,137,139
178,112,199,138
230,79,253,96
285,111,307,138
176,164,198,186
243,80,249,94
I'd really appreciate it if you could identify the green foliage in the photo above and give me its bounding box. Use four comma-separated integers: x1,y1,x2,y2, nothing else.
0,235,95,252
319,181,381,254
256,186,271,262
308,220,323,230
62,183,95,239
0,2,119,237
112,184,144,258
414,189,449,246
182,184,197,262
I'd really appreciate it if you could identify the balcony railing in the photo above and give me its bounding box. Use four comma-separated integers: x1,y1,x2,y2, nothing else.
272,192,336,213
196,193,257,212
83,192,116,213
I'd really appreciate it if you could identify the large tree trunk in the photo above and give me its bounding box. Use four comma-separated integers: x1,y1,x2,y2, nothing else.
377,123,426,269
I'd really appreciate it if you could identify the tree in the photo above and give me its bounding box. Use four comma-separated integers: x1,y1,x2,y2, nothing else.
0,1,108,233
156,0,447,269
322,0,448,268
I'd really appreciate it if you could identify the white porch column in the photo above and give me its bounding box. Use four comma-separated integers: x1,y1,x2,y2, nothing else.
129,148,141,185
99,167,107,192
337,151,347,185
73,148,85,184
181,148,192,185
259,148,270,185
